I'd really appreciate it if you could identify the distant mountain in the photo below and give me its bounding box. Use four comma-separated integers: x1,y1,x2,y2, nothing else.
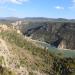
0,17,20,21
0,17,75,22
22,17,75,22
0,17,20,24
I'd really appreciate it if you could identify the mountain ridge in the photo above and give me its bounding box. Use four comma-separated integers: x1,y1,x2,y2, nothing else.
0,17,75,22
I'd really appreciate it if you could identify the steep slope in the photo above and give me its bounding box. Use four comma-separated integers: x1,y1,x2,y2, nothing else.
0,25,54,75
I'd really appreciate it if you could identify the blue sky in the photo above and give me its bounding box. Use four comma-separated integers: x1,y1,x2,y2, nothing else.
0,0,75,19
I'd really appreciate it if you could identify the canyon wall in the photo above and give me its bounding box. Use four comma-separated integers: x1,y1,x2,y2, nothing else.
15,22,75,50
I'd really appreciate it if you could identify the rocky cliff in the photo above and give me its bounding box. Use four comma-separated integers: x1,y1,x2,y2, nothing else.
13,21,75,50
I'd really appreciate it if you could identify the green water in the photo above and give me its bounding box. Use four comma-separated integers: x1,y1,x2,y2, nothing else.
35,41,75,58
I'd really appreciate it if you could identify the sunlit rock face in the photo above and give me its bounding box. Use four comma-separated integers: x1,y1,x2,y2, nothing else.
58,39,75,50
58,40,66,49
57,23,75,50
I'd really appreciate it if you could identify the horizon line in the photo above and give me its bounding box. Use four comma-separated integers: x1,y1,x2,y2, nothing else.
0,16,75,19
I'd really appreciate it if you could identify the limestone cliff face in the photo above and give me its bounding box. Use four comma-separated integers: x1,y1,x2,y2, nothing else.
15,22,75,50
11,20,75,50
57,23,75,50
58,40,66,49
58,39,75,50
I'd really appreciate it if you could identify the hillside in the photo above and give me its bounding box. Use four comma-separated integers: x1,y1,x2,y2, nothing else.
0,25,54,75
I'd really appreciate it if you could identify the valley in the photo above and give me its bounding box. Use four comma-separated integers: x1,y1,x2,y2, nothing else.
0,17,75,75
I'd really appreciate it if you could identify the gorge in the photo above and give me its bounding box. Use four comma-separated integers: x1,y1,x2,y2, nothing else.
15,21,75,50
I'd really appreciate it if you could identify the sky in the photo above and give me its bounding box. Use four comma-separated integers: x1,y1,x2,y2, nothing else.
0,0,75,19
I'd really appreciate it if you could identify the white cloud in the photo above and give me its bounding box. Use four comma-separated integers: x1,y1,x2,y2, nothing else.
69,0,75,9
0,6,17,13
72,0,75,3
55,6,64,10
0,0,29,4
0,6,19,17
